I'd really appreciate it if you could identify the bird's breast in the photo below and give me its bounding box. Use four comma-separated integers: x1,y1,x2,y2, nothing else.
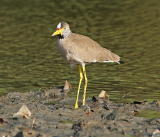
56,38,83,64
57,39,72,61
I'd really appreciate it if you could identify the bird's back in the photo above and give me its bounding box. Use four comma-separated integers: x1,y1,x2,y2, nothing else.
58,33,120,64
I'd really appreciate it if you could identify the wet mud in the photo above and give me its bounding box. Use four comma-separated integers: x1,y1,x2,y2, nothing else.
0,87,160,137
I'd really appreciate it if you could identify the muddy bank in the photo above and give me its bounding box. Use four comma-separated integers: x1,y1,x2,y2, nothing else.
0,87,160,137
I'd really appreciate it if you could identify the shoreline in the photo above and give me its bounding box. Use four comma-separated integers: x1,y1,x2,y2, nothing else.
0,87,160,137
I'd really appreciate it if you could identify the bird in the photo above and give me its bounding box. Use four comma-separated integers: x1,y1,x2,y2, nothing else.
51,22,121,109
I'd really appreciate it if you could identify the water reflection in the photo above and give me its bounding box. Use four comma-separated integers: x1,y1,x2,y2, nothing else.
0,0,159,101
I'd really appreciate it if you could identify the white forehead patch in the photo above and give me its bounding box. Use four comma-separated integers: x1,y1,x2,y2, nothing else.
57,23,61,29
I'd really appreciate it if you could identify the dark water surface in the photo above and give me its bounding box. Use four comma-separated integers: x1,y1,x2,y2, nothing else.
0,0,159,101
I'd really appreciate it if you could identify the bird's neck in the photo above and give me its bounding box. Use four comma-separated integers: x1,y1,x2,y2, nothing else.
59,31,72,39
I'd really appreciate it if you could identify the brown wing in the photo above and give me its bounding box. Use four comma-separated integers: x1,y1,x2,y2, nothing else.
65,33,120,63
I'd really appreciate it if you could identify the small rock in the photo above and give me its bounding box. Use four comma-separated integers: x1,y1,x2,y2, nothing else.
63,80,71,93
98,90,109,99
13,104,31,119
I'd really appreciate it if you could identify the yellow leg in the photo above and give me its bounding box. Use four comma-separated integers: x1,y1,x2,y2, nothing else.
75,65,83,109
82,65,88,106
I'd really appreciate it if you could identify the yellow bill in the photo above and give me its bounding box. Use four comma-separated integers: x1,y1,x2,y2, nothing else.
51,28,64,36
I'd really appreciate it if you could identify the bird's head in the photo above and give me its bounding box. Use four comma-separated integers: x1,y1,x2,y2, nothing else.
51,22,71,38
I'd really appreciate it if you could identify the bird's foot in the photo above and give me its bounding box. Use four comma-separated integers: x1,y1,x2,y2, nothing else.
74,103,79,109
82,100,86,106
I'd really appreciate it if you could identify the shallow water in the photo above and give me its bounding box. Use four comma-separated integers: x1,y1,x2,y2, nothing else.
0,0,159,101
